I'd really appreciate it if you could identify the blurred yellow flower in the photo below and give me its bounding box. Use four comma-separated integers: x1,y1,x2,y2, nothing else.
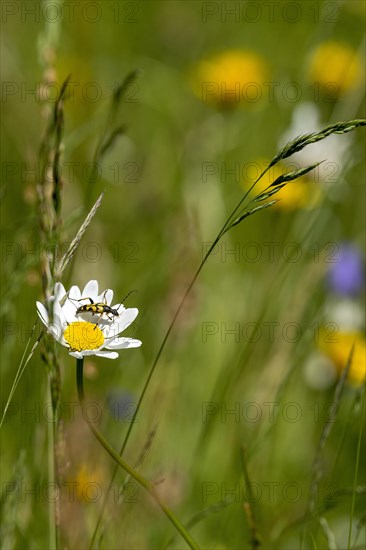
74,464,104,502
318,330,366,386
308,41,364,96
243,160,321,210
192,49,269,108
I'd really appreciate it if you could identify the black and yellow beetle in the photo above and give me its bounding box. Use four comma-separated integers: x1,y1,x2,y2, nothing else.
75,297,120,322
71,290,136,324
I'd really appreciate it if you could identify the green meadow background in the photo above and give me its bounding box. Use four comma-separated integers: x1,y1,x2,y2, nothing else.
1,1,365,549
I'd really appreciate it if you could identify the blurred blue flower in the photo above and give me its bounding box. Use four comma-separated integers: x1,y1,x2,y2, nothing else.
106,389,136,422
327,243,364,296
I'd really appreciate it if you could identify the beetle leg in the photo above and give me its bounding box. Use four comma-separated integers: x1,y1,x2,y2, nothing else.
102,289,108,305
93,313,104,330
70,296,95,306
80,297,94,304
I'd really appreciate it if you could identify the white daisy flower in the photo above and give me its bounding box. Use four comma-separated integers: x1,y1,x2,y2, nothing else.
36,280,142,360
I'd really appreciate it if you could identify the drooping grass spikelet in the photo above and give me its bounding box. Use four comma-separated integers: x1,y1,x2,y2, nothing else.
268,161,324,188
56,191,104,276
228,200,278,230
85,70,141,205
52,76,70,219
248,162,323,205
269,120,366,168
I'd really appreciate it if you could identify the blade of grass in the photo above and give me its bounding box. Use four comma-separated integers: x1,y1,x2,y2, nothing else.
163,501,233,549
47,382,57,550
319,517,337,550
348,382,366,549
302,345,356,549
308,345,355,516
241,445,262,549
330,385,364,477
0,322,43,430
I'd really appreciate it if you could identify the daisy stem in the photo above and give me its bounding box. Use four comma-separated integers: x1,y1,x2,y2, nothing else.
76,359,200,550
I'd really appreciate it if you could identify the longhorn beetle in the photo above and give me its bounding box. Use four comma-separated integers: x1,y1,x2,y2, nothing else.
70,290,136,326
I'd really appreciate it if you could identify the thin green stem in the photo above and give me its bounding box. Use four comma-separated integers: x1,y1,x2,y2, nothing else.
50,360,61,550
76,359,199,550
347,383,365,549
91,118,366,543
0,322,42,430
117,168,269,458
47,384,57,550
241,445,262,549
52,421,60,550
89,167,270,547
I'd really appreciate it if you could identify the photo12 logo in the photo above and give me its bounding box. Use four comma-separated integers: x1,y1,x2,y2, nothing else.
2,80,139,104
201,400,340,424
201,321,339,344
201,480,339,504
1,480,140,504
201,2,339,24
1,2,141,24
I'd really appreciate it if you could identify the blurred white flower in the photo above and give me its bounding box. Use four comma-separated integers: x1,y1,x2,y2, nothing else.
304,353,337,390
324,298,365,332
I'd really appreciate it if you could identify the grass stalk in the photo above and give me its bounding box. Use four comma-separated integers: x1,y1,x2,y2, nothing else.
47,381,60,550
90,118,366,543
347,383,365,549
241,446,262,549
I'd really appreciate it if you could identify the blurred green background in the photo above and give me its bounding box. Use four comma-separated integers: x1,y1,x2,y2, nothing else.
1,1,365,549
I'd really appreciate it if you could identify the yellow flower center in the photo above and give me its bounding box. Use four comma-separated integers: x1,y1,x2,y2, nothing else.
64,322,104,352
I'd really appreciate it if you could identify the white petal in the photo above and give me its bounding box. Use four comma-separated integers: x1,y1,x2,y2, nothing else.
49,322,65,343
54,282,66,302
113,308,139,335
69,351,83,359
59,335,68,346
99,305,126,337
36,302,49,326
94,351,119,359
36,301,67,343
106,337,142,349
76,311,112,328
61,298,79,323
49,317,64,340
69,285,81,300
82,280,99,301
76,349,118,359
53,300,67,325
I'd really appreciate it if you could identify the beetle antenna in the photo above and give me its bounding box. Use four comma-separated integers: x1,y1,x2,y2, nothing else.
115,290,137,313
121,289,137,303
